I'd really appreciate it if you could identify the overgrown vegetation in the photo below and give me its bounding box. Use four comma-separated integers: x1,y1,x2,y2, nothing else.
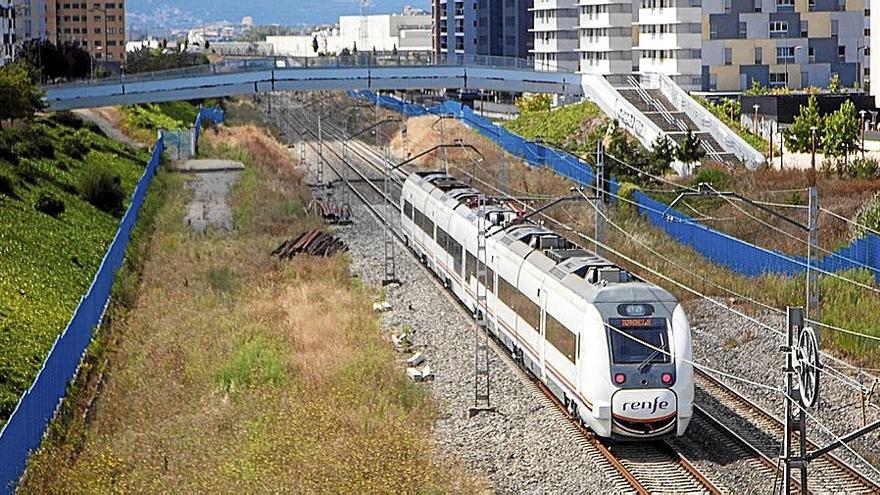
20,123,482,492
0,113,148,422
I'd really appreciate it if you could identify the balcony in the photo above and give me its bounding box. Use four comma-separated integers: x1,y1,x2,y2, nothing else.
578,12,631,29
635,32,701,50
637,6,700,25
578,33,631,52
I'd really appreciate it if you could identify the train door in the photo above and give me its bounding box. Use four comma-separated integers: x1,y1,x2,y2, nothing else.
538,280,549,381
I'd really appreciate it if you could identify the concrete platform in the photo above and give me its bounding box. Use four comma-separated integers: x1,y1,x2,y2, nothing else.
175,159,245,173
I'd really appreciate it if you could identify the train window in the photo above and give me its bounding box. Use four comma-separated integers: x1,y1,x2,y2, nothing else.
466,251,476,280
487,267,495,293
404,200,413,220
437,227,449,251
450,239,463,274
609,322,670,365
547,314,577,364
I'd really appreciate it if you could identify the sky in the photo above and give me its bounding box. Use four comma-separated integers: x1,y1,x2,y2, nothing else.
128,0,431,29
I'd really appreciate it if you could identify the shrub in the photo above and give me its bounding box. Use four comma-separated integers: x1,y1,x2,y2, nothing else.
13,160,43,184
48,111,84,129
847,157,880,179
0,169,15,196
34,191,65,217
616,182,641,218
10,126,55,160
851,192,880,240
61,134,89,159
78,166,125,215
691,165,730,189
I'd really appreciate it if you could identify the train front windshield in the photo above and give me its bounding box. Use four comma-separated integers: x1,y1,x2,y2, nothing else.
609,318,670,365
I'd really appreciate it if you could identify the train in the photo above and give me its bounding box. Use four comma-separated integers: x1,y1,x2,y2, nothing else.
400,171,694,439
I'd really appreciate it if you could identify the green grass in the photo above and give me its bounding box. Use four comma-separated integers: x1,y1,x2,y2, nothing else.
504,101,606,153
215,331,285,393
0,116,149,424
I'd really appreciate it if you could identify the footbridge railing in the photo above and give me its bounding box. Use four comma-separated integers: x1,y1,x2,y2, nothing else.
43,54,584,111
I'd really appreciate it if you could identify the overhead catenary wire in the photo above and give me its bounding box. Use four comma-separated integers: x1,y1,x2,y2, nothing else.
820,206,880,238
701,183,880,283
344,93,880,369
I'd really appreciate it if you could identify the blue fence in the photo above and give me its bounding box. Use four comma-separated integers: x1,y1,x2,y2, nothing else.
0,106,223,493
194,106,226,148
354,90,880,281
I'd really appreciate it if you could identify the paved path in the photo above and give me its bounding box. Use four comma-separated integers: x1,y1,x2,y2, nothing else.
180,159,243,234
73,108,144,149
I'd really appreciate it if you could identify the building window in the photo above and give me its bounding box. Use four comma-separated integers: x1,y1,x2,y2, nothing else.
738,22,746,38
777,0,794,10
831,20,838,36
770,72,787,86
723,47,732,65
777,46,795,63
769,21,788,37
755,47,762,64
838,45,846,62
808,46,815,62
800,21,808,37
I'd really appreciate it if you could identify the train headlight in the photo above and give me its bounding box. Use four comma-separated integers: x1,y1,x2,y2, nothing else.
614,373,626,384
661,372,673,385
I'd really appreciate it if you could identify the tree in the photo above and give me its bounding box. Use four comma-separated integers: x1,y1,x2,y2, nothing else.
783,95,822,153
392,44,398,56
828,73,841,93
676,129,705,167
352,41,358,54
312,36,319,54
647,135,676,178
125,47,209,74
822,99,860,174
17,40,90,82
515,93,552,114
204,40,211,50
0,63,45,127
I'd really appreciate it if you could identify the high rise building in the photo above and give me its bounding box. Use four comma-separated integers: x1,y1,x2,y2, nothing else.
433,0,533,61
0,0,13,66
577,0,636,84
530,0,869,91
46,0,125,66
12,0,45,43
701,0,866,92
531,0,578,71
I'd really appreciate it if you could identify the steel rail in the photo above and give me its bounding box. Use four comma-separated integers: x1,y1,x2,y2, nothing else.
287,104,726,495
695,369,880,494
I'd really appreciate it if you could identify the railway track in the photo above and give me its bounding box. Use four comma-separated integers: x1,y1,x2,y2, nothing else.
282,104,725,494
694,370,880,494
279,98,880,493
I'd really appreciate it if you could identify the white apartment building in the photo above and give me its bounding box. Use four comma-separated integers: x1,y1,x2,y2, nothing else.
636,0,702,89
576,0,635,84
531,0,579,71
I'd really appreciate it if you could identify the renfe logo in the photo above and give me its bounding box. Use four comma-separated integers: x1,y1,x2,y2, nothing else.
621,397,670,415
613,389,677,419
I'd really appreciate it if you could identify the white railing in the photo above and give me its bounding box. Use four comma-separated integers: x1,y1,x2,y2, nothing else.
655,73,765,168
580,73,664,151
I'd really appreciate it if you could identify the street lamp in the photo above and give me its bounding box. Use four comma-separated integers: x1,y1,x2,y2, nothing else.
753,104,760,135
860,109,867,159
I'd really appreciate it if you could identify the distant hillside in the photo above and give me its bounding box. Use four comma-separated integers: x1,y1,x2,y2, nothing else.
127,0,430,30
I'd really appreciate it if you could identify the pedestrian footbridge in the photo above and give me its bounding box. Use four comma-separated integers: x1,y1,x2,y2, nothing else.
42,54,762,168
43,55,584,111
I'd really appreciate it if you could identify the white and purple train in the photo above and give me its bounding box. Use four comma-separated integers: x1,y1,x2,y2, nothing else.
400,171,694,438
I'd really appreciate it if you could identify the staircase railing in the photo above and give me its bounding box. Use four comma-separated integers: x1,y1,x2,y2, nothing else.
654,73,765,168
